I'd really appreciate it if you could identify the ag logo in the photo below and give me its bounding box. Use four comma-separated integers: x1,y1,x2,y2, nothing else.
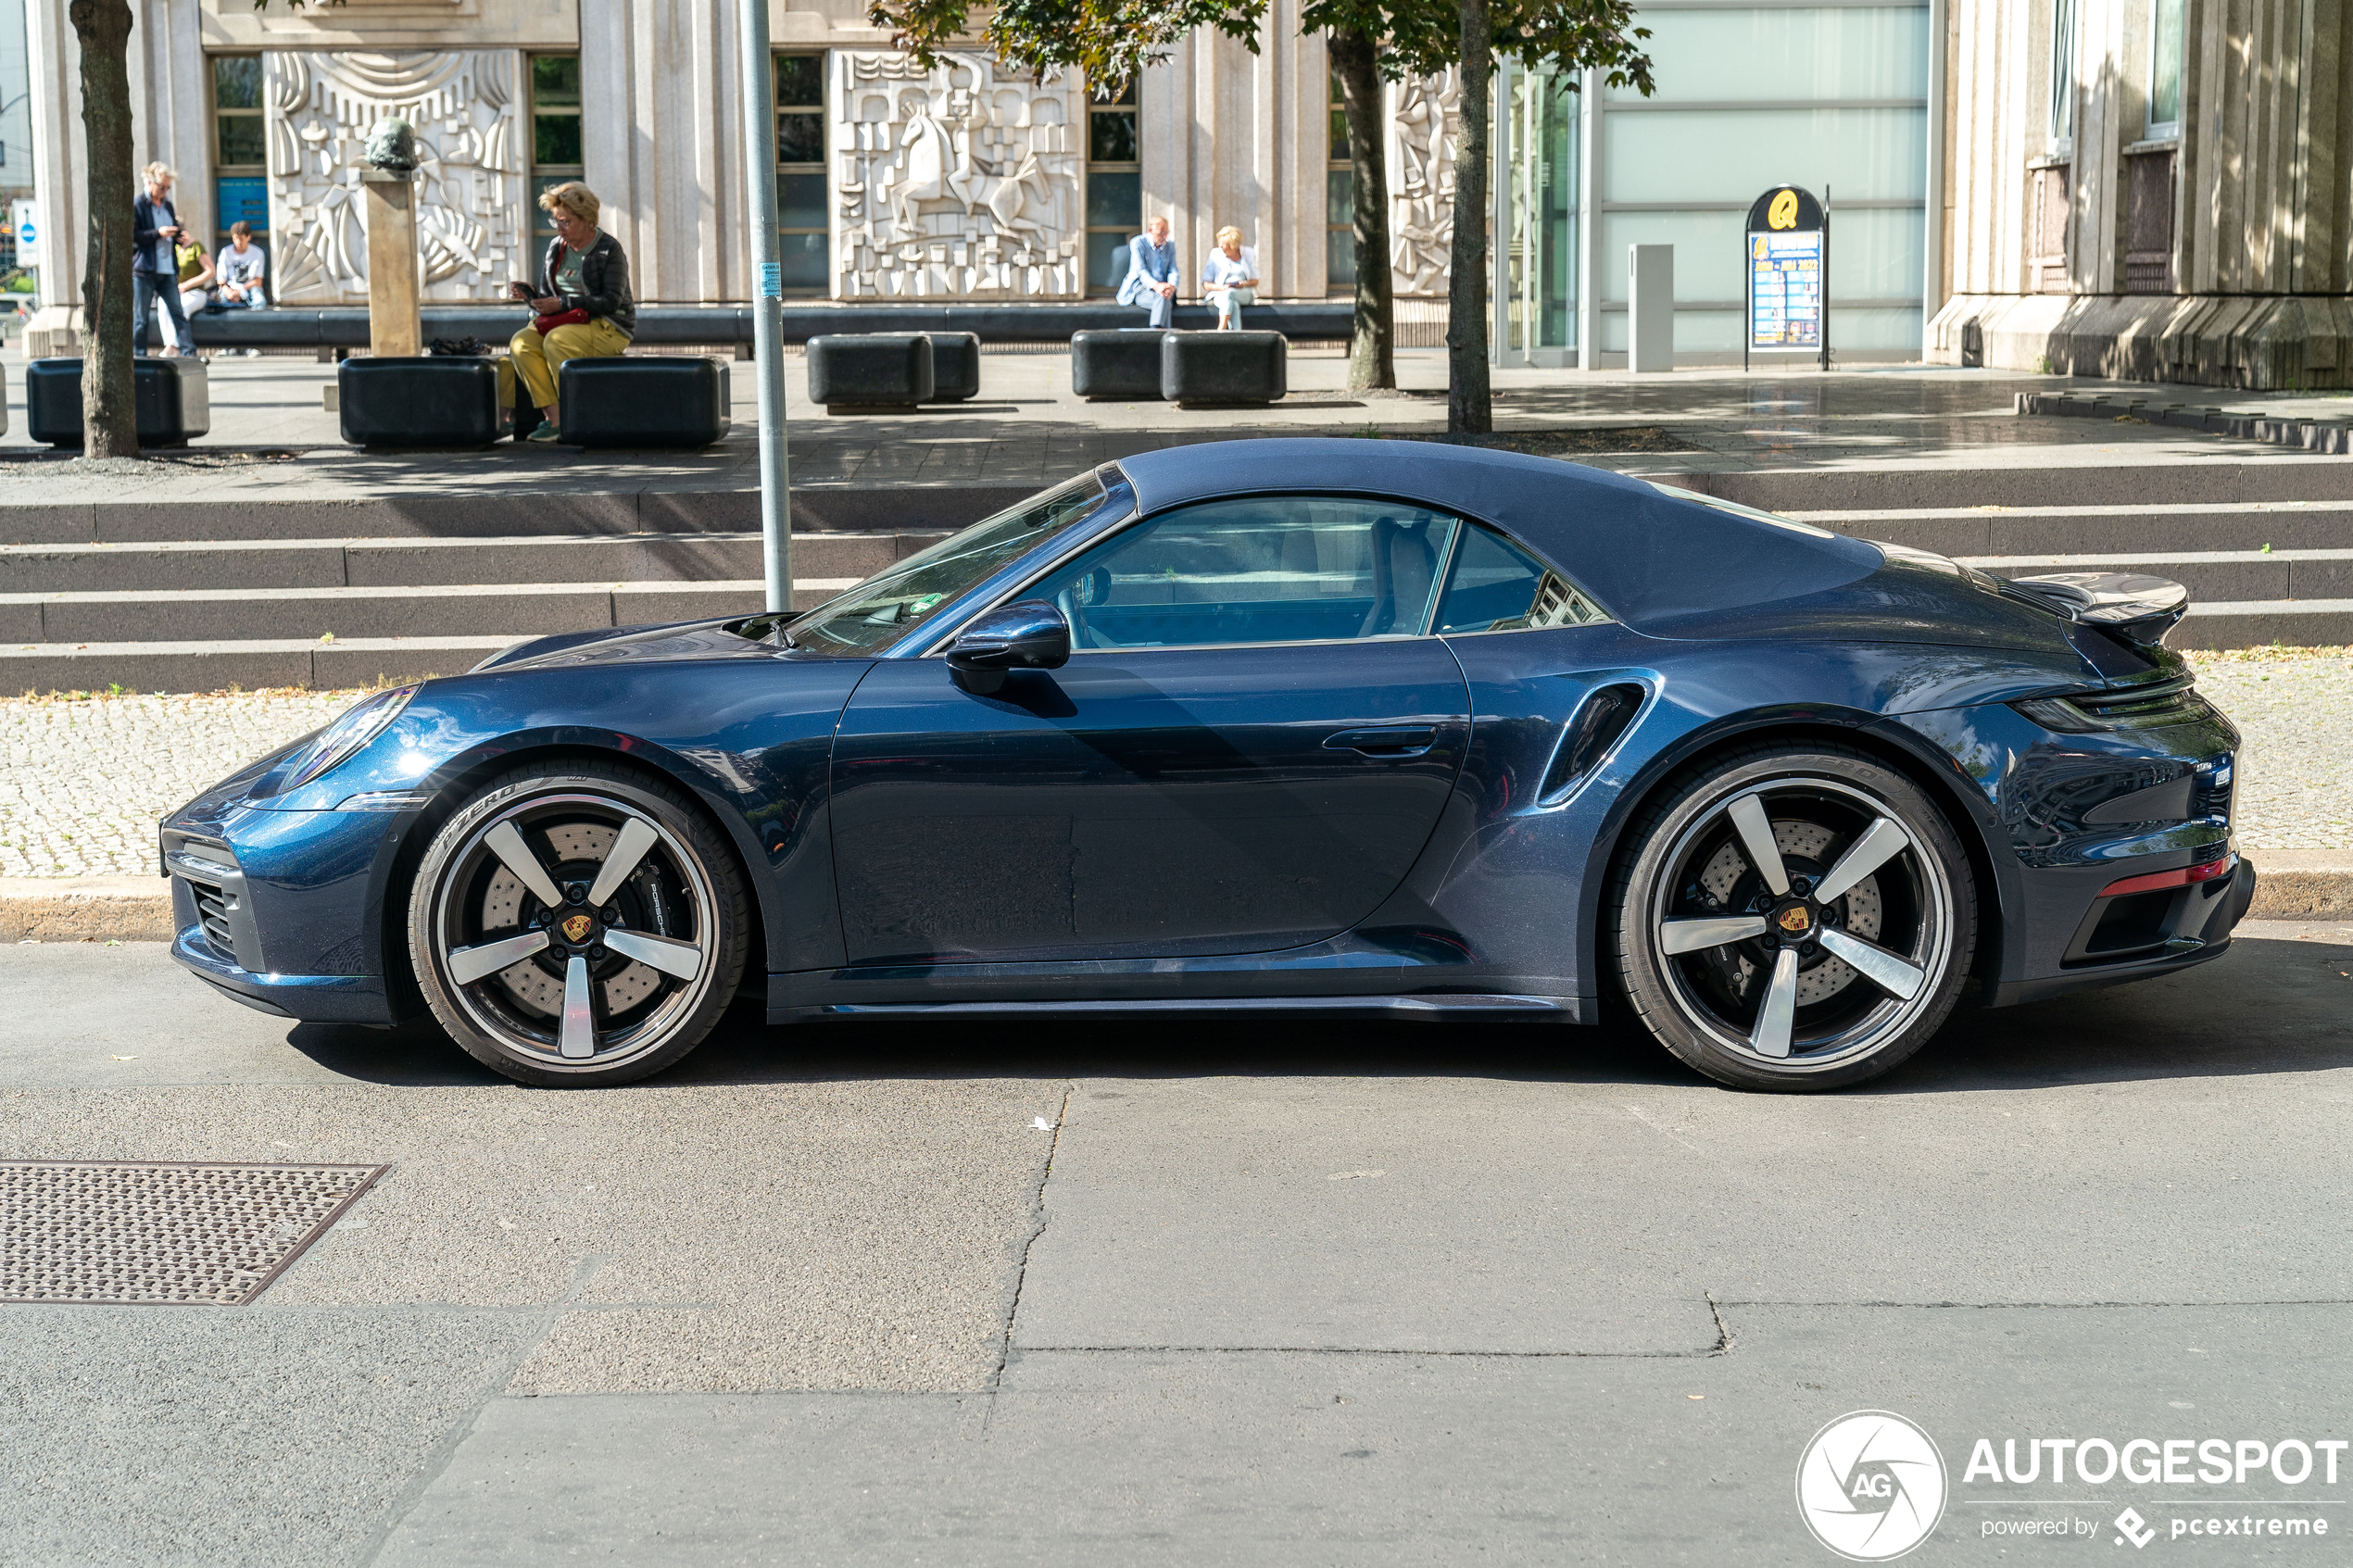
1795,1411,1947,1561
1768,188,1800,230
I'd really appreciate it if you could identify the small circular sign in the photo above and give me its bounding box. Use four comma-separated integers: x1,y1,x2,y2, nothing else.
1794,1411,1946,1561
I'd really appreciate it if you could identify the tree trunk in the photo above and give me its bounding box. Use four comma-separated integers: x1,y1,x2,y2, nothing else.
1445,0,1492,434
1329,27,1394,393
71,0,139,459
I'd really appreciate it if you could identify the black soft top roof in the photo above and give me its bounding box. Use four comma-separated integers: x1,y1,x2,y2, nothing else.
1112,438,1882,631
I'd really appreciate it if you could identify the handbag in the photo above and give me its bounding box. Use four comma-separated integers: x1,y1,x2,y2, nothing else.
533,307,590,334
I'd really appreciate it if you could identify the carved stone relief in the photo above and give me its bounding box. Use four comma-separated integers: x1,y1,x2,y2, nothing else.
263,50,525,304
832,50,1085,299
1388,69,1460,298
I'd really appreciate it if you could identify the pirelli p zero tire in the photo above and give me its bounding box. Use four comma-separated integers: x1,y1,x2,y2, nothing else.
1610,746,1976,1093
409,760,749,1088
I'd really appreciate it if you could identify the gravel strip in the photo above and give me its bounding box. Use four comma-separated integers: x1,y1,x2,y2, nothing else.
1,655,2346,879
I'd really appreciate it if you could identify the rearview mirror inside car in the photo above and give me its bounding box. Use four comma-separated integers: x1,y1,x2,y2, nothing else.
947,599,1072,695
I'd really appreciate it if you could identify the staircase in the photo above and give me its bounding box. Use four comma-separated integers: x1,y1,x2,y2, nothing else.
1668,460,2353,651
0,515,948,694
5,455,2349,696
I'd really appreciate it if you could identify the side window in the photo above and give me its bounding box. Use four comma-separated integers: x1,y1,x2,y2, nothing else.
1027,497,1461,650
1432,524,1611,633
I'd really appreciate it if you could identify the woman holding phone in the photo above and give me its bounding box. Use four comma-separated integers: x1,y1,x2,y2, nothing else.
507,182,635,442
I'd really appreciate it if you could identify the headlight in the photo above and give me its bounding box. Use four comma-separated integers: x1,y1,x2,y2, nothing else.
284,684,419,790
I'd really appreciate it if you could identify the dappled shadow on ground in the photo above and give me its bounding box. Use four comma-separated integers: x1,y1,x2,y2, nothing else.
277,933,2353,1096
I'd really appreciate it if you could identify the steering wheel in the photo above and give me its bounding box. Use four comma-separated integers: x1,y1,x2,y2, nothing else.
1061,564,1114,648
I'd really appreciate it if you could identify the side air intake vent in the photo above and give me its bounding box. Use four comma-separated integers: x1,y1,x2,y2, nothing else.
1541,684,1646,803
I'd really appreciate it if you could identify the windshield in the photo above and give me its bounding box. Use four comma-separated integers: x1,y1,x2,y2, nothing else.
731,471,1111,658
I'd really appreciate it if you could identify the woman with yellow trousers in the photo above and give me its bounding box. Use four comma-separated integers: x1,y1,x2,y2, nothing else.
507,182,636,442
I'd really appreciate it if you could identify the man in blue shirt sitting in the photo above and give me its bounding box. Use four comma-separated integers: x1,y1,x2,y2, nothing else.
1116,215,1178,329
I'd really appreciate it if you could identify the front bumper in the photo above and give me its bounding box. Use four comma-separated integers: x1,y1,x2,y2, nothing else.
161,803,409,1028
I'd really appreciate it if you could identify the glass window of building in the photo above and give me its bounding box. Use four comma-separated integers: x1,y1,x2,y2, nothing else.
2145,0,2182,137
1086,78,1139,295
2048,0,2077,147
775,54,828,295
210,54,268,246
529,54,583,255
1327,69,1353,294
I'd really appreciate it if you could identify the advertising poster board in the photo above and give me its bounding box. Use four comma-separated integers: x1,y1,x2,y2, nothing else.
1744,185,1828,371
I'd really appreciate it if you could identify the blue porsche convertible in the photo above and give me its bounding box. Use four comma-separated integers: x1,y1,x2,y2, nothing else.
162,439,2254,1090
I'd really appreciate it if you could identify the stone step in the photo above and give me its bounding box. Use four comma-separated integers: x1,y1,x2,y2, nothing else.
1665,459,2353,516
1955,548,2353,604
0,579,846,648
0,483,1038,546
1799,500,2353,557
0,531,941,595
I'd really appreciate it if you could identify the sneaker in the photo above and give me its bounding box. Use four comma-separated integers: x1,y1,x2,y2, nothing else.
527,424,563,443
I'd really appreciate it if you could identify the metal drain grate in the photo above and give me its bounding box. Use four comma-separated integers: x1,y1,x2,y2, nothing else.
0,1161,387,1306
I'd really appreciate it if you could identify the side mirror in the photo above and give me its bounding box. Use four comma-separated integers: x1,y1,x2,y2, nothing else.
947,598,1071,695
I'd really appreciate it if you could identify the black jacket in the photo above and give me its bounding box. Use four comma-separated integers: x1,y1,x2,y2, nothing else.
536,231,636,335
132,193,179,276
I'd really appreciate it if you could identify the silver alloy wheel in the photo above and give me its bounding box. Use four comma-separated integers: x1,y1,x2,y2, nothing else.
1646,776,1954,1073
427,792,719,1076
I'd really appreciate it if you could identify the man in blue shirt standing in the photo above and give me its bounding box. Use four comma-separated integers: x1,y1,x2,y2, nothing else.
132,162,194,357
1115,215,1178,329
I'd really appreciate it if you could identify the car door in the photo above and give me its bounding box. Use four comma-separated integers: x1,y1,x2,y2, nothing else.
827,495,1475,966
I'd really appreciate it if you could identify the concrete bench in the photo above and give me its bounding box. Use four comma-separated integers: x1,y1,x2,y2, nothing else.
25,358,211,448
557,357,732,447
808,334,934,414
1162,331,1287,408
1070,331,1166,401
338,357,502,449
924,332,981,403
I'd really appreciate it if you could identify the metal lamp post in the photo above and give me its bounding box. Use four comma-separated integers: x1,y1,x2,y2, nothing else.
734,0,793,613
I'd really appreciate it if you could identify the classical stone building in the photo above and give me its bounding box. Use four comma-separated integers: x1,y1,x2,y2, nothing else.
24,0,1957,367
1927,0,2353,387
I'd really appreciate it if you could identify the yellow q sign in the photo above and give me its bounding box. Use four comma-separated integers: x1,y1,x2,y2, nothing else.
1768,189,1799,230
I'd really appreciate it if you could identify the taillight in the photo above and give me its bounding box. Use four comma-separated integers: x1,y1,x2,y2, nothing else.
2098,855,2236,898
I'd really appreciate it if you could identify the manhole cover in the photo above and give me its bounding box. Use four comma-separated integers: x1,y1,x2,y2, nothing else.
0,1161,387,1306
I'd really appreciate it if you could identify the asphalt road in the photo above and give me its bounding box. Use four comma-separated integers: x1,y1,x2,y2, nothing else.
2,927,2350,1566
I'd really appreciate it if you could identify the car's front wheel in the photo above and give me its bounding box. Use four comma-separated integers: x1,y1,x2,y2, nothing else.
409,761,749,1087
1610,746,1975,1091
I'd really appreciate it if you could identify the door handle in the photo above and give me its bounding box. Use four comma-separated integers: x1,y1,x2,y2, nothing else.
1324,725,1439,757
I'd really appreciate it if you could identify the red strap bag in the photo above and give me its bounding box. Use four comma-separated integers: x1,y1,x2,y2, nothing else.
533,307,590,334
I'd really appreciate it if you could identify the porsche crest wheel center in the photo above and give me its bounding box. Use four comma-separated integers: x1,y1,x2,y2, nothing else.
560,912,596,945
1776,905,1813,936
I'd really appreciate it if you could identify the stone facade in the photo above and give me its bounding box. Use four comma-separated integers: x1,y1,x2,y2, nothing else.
23,0,1466,344
1929,0,2353,388
263,50,529,304
831,49,1084,299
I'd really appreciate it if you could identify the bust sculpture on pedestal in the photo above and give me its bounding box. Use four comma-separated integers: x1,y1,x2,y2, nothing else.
360,117,423,358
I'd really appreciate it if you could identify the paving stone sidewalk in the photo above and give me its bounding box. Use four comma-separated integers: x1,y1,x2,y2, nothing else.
2,651,2343,880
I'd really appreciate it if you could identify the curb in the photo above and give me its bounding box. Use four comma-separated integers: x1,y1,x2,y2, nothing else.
1,876,175,943
7,856,2350,946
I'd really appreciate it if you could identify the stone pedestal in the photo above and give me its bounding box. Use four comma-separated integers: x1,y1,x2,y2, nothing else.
361,169,422,359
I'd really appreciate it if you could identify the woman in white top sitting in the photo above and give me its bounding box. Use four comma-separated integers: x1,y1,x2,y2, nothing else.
1202,226,1259,331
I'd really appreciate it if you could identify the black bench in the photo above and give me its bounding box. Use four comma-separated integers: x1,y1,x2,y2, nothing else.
923,332,981,403
559,357,732,447
25,357,211,448
338,357,502,448
1163,332,1287,408
808,334,934,414
1070,331,1165,400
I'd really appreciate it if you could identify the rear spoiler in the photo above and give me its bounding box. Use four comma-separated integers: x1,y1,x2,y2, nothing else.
1995,571,2190,651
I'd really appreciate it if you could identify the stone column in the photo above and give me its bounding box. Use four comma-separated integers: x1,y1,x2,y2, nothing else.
361,171,423,358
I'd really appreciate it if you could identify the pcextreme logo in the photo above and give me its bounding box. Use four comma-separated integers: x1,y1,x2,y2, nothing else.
1796,1411,1949,1562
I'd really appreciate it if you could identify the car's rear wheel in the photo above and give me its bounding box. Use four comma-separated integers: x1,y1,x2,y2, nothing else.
1610,746,1975,1091
409,761,749,1087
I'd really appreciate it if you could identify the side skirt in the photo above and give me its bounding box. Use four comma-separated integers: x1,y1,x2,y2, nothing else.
771,993,1591,1024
